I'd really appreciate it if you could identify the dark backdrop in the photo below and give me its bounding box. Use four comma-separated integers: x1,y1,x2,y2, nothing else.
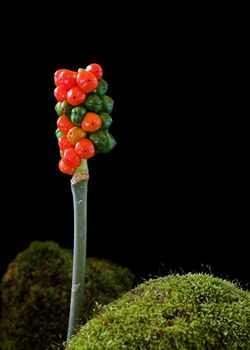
0,33,248,287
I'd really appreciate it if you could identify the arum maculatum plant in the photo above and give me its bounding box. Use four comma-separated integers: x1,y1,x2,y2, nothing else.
53,63,116,343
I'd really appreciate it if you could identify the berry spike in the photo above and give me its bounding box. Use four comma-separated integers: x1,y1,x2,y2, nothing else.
54,63,116,176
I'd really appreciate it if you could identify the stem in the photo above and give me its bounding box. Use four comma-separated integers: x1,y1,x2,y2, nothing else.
67,160,89,342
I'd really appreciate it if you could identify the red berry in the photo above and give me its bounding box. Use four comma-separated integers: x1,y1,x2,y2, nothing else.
57,115,74,134
86,63,103,80
75,138,95,159
58,135,74,150
59,159,75,175
54,85,68,102
76,70,98,93
67,86,86,106
55,69,77,89
54,69,66,86
81,112,102,132
62,148,81,168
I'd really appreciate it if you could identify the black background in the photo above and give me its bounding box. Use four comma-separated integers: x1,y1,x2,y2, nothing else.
0,24,248,288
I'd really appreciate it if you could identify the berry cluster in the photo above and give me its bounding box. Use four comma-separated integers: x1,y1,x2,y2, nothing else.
54,64,116,175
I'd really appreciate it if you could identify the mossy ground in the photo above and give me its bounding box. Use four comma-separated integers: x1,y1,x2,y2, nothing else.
67,273,250,350
0,241,134,350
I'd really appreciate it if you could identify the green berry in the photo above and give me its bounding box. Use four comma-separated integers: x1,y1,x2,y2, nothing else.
55,128,64,139
55,100,73,117
84,94,103,113
88,130,116,154
70,106,87,126
102,95,114,114
99,112,113,130
94,79,108,95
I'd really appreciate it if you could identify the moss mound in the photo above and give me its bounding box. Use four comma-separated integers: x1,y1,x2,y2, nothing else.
67,273,250,350
0,241,134,350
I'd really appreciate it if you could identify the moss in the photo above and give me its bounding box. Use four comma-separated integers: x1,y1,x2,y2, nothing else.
67,273,250,350
0,241,134,350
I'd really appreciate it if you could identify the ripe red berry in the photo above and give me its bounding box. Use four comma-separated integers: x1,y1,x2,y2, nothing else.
59,159,75,175
76,70,98,93
81,112,102,132
58,135,74,150
67,86,86,106
62,148,81,168
75,138,95,159
86,63,103,80
55,69,77,89
54,69,66,86
57,115,74,134
54,85,68,102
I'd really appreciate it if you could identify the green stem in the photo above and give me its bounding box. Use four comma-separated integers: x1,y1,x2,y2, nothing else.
67,160,89,342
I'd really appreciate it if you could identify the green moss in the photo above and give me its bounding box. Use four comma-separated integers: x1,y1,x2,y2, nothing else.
0,241,134,350
67,273,250,350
